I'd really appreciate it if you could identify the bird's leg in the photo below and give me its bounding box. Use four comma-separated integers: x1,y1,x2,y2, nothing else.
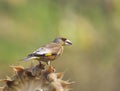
47,61,51,66
47,61,55,73
47,61,52,69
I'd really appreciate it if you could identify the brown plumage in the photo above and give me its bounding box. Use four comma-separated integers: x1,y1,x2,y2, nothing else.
22,37,72,65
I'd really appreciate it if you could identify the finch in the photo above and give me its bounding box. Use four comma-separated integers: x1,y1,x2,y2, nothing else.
22,37,72,65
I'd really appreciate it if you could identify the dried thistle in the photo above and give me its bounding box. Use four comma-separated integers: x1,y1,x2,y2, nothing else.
0,63,73,91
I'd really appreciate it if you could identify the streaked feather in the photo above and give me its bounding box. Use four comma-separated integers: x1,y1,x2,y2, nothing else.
22,56,38,61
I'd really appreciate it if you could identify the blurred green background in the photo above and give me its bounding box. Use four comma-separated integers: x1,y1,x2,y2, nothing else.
0,0,120,91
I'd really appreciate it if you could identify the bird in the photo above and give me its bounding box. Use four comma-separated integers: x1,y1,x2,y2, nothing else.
22,37,72,65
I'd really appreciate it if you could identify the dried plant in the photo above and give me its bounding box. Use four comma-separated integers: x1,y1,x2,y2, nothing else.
0,63,73,91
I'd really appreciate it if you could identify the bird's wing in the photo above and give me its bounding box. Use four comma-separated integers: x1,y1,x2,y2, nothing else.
43,43,63,56
30,43,62,57
33,47,51,55
21,48,48,61
22,43,62,61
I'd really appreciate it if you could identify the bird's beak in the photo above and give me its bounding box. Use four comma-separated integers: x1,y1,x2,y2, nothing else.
65,39,72,46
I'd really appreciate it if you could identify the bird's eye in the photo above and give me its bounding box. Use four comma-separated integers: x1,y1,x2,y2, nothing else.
61,38,66,41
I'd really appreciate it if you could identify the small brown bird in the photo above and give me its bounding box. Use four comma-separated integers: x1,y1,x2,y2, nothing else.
22,37,72,65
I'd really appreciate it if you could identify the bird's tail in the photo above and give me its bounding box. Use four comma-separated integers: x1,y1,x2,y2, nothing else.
21,56,37,61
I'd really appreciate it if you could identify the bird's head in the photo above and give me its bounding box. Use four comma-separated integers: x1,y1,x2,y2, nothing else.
53,37,72,46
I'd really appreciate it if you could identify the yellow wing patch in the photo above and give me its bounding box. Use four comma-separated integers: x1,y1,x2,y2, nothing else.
45,53,52,56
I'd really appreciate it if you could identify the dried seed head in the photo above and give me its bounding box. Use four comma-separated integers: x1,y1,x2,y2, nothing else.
56,72,64,79
0,87,4,90
1,63,73,91
10,65,24,72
